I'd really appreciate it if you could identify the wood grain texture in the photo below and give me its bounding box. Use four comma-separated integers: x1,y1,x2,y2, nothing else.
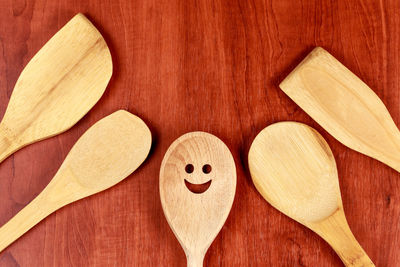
160,132,236,267
0,0,399,266
248,122,374,266
280,47,400,174
0,13,112,164
0,110,151,253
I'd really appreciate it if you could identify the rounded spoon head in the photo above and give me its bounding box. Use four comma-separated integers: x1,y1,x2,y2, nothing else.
49,110,152,202
0,110,152,253
248,122,341,224
248,122,375,266
160,132,236,261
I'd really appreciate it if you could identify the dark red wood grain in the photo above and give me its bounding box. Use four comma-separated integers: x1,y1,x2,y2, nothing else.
0,0,399,266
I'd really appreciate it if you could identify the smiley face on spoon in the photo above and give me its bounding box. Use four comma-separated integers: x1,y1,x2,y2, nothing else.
160,132,236,267
184,163,212,193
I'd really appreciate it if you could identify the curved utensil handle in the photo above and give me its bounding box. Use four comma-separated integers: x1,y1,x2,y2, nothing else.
0,193,52,252
314,210,375,267
0,126,21,164
330,230,374,267
0,170,77,252
186,253,204,267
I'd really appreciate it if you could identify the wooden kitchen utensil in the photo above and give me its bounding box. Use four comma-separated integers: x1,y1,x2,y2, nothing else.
280,47,400,172
248,122,374,267
0,13,112,164
160,132,236,267
0,110,151,252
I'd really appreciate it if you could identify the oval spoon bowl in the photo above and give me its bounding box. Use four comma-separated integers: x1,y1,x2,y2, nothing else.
248,122,374,266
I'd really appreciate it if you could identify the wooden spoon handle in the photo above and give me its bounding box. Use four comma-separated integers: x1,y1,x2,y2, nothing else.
0,170,77,252
329,231,374,267
0,193,53,252
314,210,374,267
186,253,204,267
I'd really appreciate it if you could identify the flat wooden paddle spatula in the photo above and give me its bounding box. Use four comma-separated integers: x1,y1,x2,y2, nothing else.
0,13,112,164
280,47,400,172
0,110,151,252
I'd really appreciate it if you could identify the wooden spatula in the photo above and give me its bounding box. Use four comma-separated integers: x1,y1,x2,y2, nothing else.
248,122,374,267
160,132,236,267
0,110,151,252
0,13,112,164
280,47,400,172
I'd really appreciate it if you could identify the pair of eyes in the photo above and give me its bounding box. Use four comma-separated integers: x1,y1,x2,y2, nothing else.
185,164,212,174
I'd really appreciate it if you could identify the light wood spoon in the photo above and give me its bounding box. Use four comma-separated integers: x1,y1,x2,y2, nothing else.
0,110,151,252
248,122,374,267
280,47,400,172
0,13,112,164
160,132,236,267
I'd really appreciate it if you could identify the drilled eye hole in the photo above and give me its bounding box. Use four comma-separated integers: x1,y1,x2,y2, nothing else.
185,164,194,174
202,164,212,174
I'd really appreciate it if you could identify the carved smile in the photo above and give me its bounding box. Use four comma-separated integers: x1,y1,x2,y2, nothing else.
184,179,212,194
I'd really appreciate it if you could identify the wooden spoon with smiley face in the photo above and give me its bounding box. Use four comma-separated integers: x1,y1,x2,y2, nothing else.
160,132,236,267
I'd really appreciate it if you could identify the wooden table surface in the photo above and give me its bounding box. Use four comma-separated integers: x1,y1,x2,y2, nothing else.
0,0,399,266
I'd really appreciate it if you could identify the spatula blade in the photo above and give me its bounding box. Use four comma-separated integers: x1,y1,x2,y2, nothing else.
279,47,400,172
1,13,112,147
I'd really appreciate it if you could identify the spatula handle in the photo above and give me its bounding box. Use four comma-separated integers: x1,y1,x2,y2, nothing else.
0,192,54,252
0,125,20,164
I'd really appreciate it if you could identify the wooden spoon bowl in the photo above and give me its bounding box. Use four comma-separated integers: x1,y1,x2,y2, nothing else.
0,110,151,252
160,132,236,267
248,122,374,267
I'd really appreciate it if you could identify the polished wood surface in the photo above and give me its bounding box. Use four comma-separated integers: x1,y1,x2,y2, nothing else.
0,13,112,165
280,47,400,174
160,132,236,267
0,110,152,253
0,0,399,266
249,122,374,266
